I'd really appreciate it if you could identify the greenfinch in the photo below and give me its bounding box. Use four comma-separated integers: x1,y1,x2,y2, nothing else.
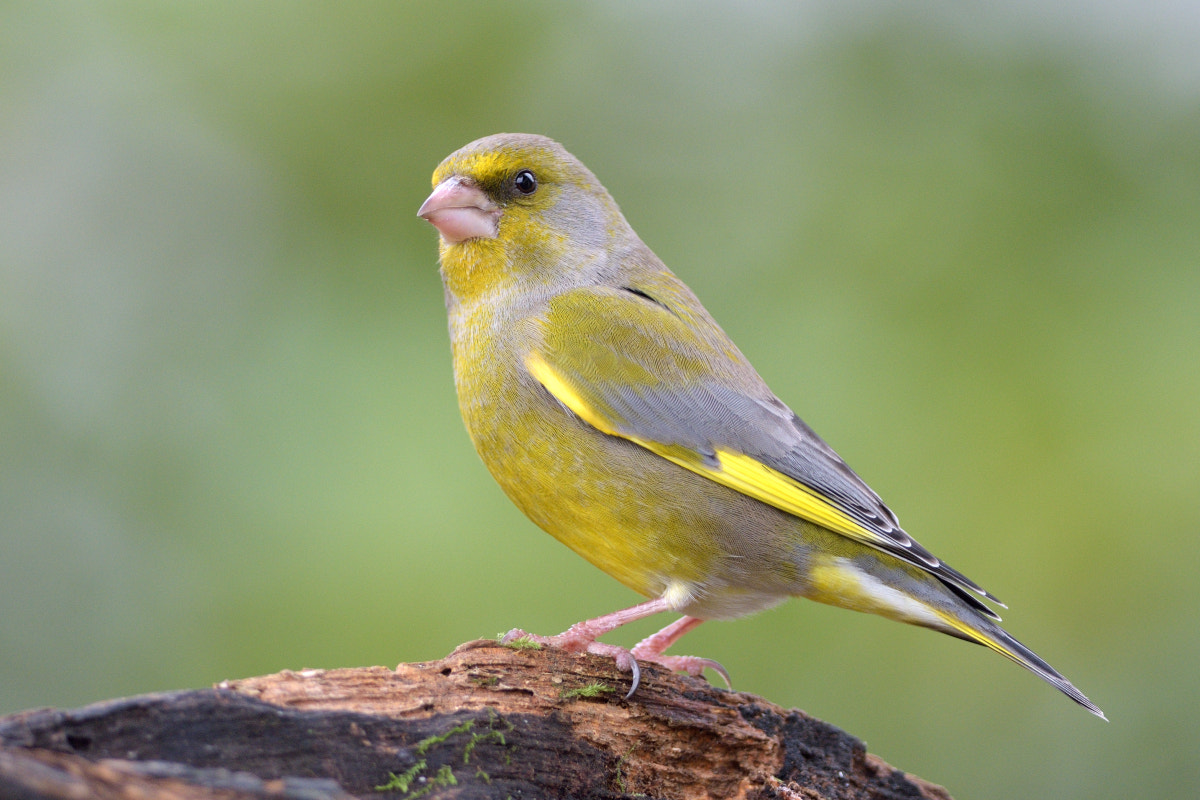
418,133,1104,718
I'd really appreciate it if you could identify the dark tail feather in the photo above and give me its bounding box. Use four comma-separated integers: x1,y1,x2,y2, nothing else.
959,618,1106,720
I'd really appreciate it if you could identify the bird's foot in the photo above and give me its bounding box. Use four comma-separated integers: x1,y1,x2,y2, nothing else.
499,600,731,698
500,605,730,698
502,627,643,697
629,614,733,689
630,649,732,689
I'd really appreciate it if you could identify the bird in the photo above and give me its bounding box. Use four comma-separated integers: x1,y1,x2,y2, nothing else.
417,132,1104,718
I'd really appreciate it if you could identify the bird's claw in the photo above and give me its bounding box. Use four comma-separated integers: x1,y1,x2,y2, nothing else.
577,640,642,698
625,659,642,699
499,605,730,699
501,628,643,696
634,653,732,689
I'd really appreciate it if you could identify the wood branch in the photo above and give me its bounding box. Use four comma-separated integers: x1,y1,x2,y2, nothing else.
0,640,952,800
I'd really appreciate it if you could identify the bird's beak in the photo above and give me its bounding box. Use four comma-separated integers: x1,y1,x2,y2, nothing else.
418,176,500,244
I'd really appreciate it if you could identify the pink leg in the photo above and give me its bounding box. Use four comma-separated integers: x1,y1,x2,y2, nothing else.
502,598,673,697
546,597,674,645
632,617,731,689
632,615,705,654
502,598,730,698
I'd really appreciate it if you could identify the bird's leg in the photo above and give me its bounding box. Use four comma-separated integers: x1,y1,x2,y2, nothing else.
632,616,732,689
502,597,675,697
502,599,731,697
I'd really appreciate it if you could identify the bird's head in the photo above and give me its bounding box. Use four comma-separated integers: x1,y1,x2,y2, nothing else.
419,134,629,297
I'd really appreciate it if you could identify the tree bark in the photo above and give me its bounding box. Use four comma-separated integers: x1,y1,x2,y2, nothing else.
0,640,951,800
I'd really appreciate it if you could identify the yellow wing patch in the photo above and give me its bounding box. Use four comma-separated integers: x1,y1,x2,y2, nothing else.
704,450,870,541
526,351,889,550
526,352,619,435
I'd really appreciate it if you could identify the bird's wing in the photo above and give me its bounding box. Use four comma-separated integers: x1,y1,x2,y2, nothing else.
527,284,999,612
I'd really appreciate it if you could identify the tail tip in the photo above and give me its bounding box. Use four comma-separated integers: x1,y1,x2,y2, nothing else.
1062,683,1106,721
1082,699,1108,721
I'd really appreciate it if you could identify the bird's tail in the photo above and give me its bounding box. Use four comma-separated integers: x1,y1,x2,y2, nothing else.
932,605,1106,720
800,549,1105,718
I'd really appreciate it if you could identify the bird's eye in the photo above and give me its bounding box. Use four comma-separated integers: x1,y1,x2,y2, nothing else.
513,169,538,195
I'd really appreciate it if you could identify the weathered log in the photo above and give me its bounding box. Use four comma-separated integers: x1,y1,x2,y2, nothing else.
0,640,951,799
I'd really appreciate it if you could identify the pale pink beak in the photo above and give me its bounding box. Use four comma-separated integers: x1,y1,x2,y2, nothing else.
417,176,500,244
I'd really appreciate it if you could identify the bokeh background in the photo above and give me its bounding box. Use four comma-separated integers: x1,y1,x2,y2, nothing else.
3,2,1198,798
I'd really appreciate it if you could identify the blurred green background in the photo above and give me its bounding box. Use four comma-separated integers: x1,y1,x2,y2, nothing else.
2,2,1198,798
